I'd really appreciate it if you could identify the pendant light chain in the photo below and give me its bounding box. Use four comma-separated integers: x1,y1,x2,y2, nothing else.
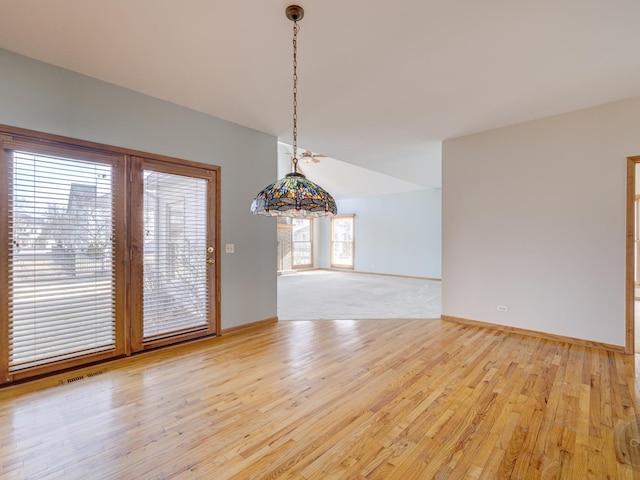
250,6,337,218
292,20,299,173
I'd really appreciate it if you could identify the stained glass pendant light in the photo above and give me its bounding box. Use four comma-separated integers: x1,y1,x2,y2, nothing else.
251,5,337,218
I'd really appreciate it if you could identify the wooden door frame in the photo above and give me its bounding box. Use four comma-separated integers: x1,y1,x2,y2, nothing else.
625,156,640,354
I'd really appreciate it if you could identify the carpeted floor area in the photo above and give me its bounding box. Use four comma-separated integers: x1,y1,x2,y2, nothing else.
277,270,441,320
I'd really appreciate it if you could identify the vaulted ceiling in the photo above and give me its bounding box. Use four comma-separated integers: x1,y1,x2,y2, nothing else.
1,1,640,191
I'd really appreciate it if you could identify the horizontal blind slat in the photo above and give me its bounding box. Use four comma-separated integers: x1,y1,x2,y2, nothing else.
9,151,117,372
142,170,208,340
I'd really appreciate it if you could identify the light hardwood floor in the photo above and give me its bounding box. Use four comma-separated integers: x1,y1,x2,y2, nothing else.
1,319,639,479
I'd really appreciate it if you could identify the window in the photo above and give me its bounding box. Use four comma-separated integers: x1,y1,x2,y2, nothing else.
292,218,312,268
0,126,220,384
331,215,354,268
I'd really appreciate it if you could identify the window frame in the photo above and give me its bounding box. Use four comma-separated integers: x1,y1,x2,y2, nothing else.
292,218,313,269
330,214,355,269
635,195,640,299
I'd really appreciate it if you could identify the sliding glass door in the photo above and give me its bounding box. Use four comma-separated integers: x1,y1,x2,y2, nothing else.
129,157,218,351
1,140,126,381
0,127,220,384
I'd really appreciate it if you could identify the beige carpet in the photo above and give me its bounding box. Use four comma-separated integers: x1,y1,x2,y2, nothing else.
277,270,441,321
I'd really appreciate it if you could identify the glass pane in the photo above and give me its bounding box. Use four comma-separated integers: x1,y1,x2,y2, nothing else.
332,217,353,241
292,219,311,241
292,218,312,267
332,242,353,266
293,241,311,266
143,171,208,339
9,152,115,371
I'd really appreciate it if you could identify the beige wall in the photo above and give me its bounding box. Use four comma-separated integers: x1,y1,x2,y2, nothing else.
442,96,640,347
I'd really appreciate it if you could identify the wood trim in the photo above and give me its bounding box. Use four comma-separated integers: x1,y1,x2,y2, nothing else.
441,315,625,353
124,156,133,356
220,317,278,336
1,137,121,163
8,350,125,383
136,155,218,179
129,156,145,352
0,147,9,383
137,330,217,352
205,167,219,334
0,124,220,171
212,168,222,336
626,156,640,354
112,154,128,359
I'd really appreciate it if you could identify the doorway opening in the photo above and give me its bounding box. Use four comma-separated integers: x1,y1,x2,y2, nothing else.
626,157,640,354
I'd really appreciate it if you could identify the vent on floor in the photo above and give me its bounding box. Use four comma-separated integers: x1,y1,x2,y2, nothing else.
59,370,105,385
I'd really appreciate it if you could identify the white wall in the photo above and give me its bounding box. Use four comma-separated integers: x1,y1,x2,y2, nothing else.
313,216,331,268
315,189,441,278
443,96,640,347
0,49,278,330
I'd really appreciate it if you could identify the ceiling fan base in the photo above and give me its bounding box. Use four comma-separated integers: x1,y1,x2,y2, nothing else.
286,5,304,22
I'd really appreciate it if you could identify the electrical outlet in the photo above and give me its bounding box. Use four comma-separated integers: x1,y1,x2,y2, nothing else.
225,244,235,254
497,305,508,312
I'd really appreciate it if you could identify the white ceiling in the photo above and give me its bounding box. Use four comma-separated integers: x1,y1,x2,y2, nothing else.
277,143,426,200
1,1,640,191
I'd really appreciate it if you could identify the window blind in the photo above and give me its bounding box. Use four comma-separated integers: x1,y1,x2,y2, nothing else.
142,170,208,340
8,151,116,371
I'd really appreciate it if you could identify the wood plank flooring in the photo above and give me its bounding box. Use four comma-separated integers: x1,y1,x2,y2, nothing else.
1,319,639,479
